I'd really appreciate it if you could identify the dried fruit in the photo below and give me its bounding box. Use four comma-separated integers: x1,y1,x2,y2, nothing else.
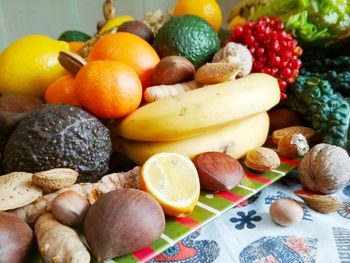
269,198,304,226
296,193,342,214
277,133,309,159
272,126,315,145
245,147,280,172
0,172,43,211
151,56,195,86
193,152,244,191
32,168,79,190
299,143,350,194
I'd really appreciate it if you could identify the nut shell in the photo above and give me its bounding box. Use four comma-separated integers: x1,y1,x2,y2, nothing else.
193,151,244,191
151,56,195,85
245,147,280,172
277,133,309,159
269,198,304,226
299,143,350,194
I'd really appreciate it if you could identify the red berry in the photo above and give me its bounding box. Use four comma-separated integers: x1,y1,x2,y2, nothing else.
234,26,244,36
229,16,302,93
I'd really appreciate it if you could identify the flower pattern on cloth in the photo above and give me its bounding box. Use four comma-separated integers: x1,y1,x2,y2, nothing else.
240,236,317,263
343,185,350,197
149,231,219,263
230,210,262,230
338,202,350,219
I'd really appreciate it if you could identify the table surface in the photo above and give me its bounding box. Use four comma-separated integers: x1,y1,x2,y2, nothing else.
147,174,350,263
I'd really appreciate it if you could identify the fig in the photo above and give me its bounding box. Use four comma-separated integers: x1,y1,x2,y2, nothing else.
84,188,165,260
0,212,33,263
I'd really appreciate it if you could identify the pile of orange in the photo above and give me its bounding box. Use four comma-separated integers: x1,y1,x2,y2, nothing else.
87,32,160,89
45,31,162,119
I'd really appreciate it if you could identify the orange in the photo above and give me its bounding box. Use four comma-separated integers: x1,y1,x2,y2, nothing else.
87,32,160,89
69,41,85,53
75,60,142,119
45,74,81,106
173,0,222,32
140,152,200,217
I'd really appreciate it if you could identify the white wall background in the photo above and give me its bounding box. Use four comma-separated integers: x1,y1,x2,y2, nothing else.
0,0,238,50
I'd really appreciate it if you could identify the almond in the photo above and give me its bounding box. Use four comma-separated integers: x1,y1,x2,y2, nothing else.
58,51,87,76
296,193,342,214
245,147,280,173
272,126,315,145
0,172,43,211
277,133,309,159
195,62,240,85
32,168,79,190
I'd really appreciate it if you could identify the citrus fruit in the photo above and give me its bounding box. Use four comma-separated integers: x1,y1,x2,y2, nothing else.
69,41,85,53
75,60,142,119
140,152,200,217
99,15,133,33
87,32,160,88
173,0,222,32
153,15,220,68
0,34,69,98
45,75,81,106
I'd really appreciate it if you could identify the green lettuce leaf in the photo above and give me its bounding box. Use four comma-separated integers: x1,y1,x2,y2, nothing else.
249,0,350,45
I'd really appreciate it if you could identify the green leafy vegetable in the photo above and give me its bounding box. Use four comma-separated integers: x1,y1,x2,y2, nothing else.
244,0,350,46
286,75,350,150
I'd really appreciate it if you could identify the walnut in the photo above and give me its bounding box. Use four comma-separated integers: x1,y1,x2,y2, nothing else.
299,143,350,194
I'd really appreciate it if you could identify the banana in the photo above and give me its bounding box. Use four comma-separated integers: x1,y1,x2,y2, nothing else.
113,112,269,165
111,73,280,141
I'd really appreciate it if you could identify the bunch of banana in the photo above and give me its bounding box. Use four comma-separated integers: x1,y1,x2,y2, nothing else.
110,73,280,164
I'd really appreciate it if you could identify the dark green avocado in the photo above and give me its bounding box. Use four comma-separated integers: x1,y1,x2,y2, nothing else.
153,15,220,68
4,105,112,182
58,30,91,42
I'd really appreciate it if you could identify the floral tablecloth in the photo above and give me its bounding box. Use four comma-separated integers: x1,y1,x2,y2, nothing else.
148,173,350,263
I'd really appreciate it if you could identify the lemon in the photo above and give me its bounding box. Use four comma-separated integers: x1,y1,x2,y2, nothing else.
0,34,69,98
141,152,200,217
99,16,133,33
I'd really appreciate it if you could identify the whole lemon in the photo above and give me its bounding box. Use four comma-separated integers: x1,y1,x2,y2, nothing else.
0,34,69,98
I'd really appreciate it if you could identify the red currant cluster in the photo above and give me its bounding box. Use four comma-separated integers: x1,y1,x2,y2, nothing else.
228,16,303,99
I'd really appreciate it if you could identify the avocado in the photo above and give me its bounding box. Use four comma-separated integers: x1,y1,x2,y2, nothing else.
153,15,220,68
58,30,91,42
4,105,112,182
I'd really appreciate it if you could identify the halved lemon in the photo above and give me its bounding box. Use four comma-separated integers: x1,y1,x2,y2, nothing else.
140,152,200,217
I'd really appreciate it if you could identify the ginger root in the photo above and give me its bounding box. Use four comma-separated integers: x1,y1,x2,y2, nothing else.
12,166,141,224
143,80,201,102
35,213,90,263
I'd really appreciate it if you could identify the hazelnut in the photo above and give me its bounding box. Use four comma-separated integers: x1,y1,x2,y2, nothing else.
244,147,280,173
193,152,244,192
151,56,195,86
269,198,304,226
277,133,309,159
